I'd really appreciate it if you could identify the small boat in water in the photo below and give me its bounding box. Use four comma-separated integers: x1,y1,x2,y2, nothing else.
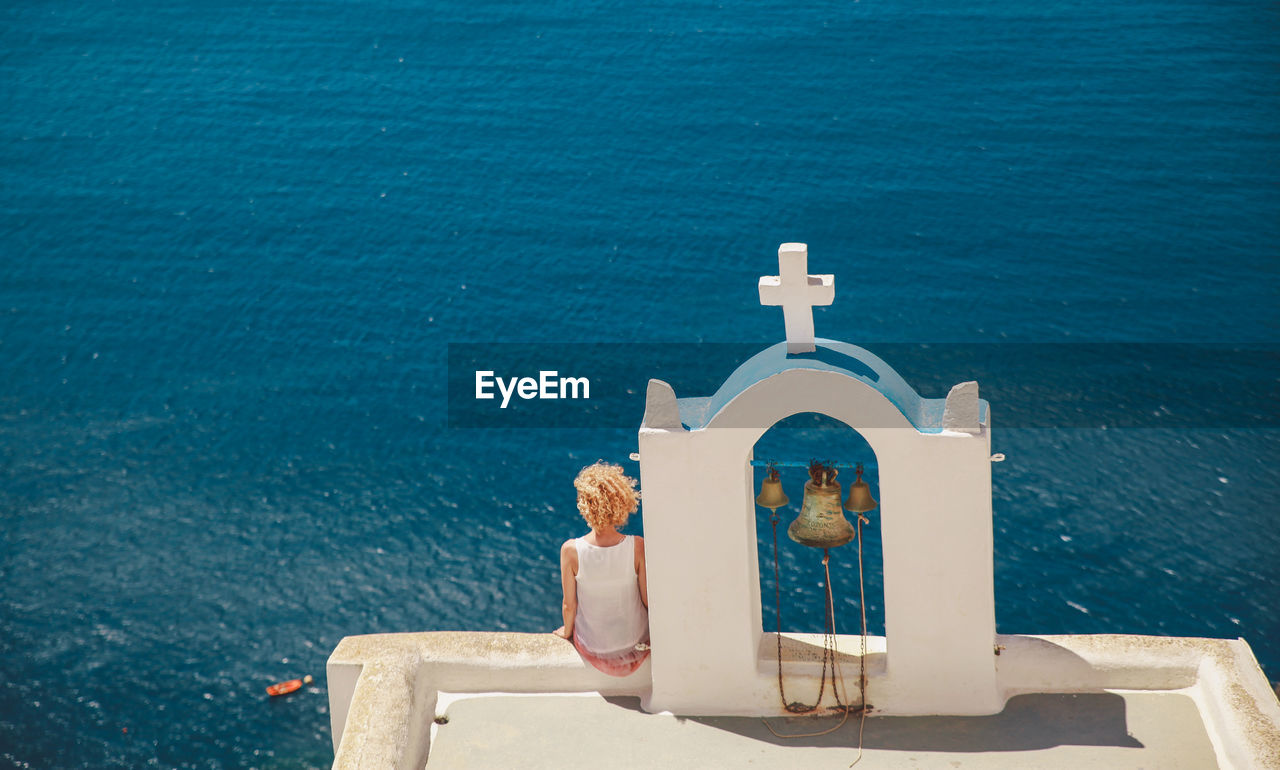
267,674,313,696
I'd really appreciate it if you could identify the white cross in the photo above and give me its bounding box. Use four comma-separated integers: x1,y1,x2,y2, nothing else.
758,243,834,354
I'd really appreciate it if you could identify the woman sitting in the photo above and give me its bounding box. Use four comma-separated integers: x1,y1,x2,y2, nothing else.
552,461,650,676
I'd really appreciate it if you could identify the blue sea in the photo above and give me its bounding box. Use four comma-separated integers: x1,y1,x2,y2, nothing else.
2,1,1278,767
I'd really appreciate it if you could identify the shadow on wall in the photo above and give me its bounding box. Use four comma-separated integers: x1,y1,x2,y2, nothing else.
675,693,1145,752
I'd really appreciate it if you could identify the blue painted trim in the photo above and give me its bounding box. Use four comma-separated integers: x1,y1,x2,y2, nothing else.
674,339,988,433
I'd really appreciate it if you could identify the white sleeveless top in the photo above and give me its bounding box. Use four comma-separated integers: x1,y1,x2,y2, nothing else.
574,535,649,656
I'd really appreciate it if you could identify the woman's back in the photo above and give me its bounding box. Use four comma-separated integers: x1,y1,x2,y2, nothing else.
573,535,648,655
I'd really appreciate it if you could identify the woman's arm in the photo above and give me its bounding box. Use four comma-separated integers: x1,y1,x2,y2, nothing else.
635,536,648,609
553,539,578,638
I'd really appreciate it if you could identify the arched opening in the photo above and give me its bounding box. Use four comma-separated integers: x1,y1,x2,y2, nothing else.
751,412,885,639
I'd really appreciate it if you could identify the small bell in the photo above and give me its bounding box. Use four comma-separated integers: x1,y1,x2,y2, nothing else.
788,461,856,549
843,463,878,516
755,465,790,511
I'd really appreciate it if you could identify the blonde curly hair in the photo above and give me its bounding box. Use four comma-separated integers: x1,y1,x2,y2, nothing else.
574,461,640,530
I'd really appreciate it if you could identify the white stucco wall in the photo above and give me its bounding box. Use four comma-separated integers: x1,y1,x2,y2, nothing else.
637,342,1000,716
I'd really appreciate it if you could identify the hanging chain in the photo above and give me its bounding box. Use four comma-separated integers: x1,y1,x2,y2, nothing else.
772,513,849,714
765,503,873,763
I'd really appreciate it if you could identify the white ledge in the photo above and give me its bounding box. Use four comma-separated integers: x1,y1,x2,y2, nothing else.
327,631,1279,770
328,631,651,770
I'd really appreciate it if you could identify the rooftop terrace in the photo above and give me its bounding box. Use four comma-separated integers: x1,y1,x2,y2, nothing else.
326,631,1280,769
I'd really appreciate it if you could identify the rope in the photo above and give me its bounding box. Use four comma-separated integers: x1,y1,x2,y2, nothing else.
762,696,852,739
822,551,849,711
770,511,787,709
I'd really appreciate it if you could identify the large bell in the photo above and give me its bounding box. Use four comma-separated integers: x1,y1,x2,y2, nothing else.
843,463,878,515
788,461,855,549
755,465,790,511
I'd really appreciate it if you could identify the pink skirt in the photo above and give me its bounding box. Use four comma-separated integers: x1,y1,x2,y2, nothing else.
573,628,650,677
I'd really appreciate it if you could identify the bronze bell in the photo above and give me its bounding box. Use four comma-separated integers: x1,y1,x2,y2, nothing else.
788,461,855,549
843,463,878,516
755,465,789,511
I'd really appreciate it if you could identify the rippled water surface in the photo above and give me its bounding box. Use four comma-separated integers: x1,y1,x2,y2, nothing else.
2,1,1278,767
